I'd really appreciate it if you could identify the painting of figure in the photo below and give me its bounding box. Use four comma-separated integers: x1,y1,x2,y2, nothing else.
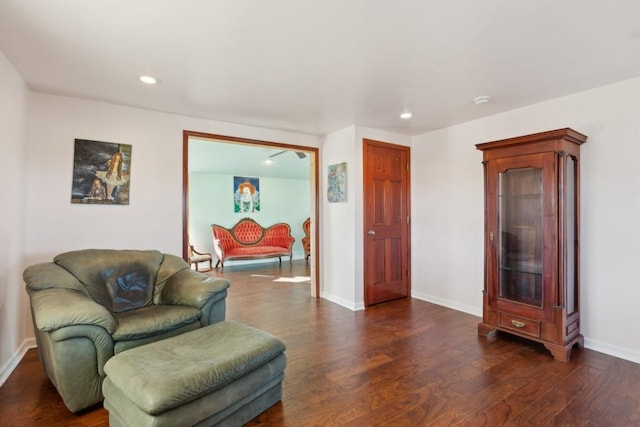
71,139,132,205
234,176,260,212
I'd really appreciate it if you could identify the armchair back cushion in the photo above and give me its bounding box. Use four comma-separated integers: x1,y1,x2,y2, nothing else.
54,249,163,313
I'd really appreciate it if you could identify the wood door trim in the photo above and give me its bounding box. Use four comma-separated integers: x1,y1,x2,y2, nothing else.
182,130,320,297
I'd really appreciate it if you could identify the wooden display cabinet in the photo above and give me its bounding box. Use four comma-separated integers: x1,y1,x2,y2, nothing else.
476,128,587,362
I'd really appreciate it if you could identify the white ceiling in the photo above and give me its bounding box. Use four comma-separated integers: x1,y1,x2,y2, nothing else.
189,137,311,180
2,1,640,137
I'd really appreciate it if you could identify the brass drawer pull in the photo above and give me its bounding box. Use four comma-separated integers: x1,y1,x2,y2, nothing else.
511,320,526,328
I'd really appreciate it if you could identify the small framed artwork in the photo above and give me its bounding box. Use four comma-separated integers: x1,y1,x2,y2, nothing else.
327,162,347,202
234,176,260,212
71,139,132,205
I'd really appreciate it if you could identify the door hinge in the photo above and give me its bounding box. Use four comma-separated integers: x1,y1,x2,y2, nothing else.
407,216,410,224
406,163,409,171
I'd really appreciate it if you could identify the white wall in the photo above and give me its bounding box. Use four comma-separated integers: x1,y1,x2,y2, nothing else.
189,172,310,263
24,93,320,261
0,50,29,385
321,126,358,308
1,91,320,385
412,76,640,363
410,127,485,315
320,126,410,309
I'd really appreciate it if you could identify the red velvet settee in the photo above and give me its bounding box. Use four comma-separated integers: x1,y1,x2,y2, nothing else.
211,218,295,269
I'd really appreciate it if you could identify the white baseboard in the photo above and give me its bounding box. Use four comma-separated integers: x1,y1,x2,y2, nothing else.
0,338,37,387
320,292,365,311
584,337,640,364
411,291,482,318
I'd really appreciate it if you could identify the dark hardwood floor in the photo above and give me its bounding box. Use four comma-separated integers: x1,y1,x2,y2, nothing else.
2,260,639,426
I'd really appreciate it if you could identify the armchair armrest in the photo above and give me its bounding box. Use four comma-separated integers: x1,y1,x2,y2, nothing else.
29,295,115,412
283,235,295,250
211,225,240,261
190,245,210,257
212,237,226,262
160,269,230,309
24,262,86,293
30,288,116,334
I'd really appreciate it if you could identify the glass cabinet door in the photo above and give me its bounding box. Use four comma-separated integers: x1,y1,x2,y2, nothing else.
497,167,543,306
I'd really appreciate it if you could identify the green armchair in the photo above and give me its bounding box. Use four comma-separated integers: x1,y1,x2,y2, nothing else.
24,249,230,412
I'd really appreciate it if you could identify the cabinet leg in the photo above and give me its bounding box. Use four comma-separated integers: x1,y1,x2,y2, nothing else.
477,322,495,337
544,343,571,362
544,335,584,362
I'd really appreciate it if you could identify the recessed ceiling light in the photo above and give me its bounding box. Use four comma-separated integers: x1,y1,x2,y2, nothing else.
473,95,491,105
139,75,159,85
400,111,412,120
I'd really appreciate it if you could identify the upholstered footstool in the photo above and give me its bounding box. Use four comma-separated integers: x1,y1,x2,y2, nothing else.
102,321,286,427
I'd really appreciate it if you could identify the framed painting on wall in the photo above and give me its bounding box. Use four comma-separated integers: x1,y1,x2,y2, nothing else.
71,139,132,205
327,162,347,202
234,176,260,212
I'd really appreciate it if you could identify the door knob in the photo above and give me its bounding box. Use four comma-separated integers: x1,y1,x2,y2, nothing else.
367,230,376,236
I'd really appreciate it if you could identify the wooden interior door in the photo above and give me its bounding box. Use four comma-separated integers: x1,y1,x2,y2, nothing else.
363,139,411,306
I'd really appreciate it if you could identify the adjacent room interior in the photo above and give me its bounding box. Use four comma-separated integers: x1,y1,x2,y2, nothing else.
184,132,319,295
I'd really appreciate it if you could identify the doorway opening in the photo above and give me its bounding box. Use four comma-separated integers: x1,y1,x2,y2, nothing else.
182,130,319,297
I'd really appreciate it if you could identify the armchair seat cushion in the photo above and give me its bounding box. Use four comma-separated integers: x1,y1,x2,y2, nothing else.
112,305,201,341
189,254,211,263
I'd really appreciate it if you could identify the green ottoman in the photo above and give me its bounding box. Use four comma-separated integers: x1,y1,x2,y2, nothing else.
102,321,286,427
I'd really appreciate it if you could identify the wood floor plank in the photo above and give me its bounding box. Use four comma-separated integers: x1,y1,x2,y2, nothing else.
1,260,640,426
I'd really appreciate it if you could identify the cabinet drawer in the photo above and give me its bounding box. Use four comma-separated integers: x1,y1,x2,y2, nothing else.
498,312,540,338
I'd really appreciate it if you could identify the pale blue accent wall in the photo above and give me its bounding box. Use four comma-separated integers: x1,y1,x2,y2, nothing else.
189,172,310,264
